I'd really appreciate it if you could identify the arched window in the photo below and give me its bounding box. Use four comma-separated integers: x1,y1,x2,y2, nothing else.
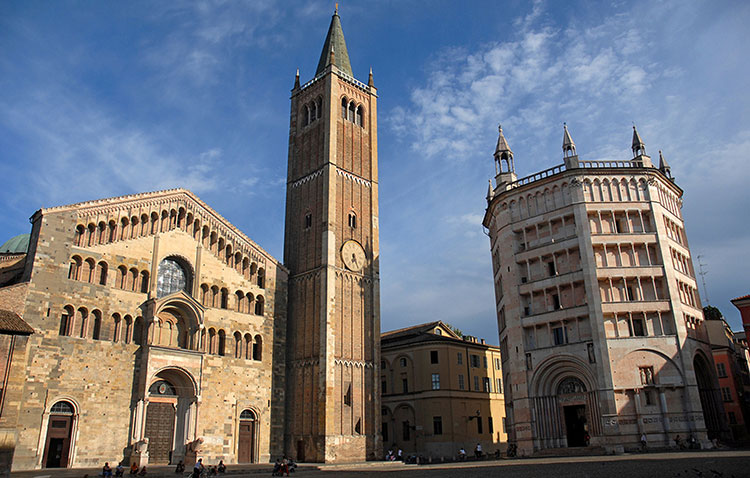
91,310,102,340
252,335,262,361
98,222,107,244
234,332,242,358
316,97,323,120
356,105,364,127
77,307,88,338
225,245,233,266
120,217,129,241
218,330,226,356
156,257,191,298
348,212,357,229
242,258,249,278
59,305,74,336
160,210,169,232
303,105,310,127
124,315,133,344
310,102,316,124
150,212,159,234
140,214,148,236
130,216,139,239
255,295,264,316
341,97,348,119
250,292,257,313
304,212,312,230
240,409,256,420
82,258,95,283
116,266,127,289
211,286,219,307
96,261,108,285
128,268,138,291
244,333,252,359
112,313,121,342
68,256,82,280
348,101,355,122
208,328,217,354
218,238,226,259
139,271,149,293
108,220,117,243
200,284,209,305
74,225,85,246
220,288,229,309
257,268,265,288
50,401,74,415
87,223,96,246
235,291,245,312
133,316,144,345
235,252,242,273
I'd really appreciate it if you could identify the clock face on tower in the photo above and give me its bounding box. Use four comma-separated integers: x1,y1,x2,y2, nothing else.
341,240,366,272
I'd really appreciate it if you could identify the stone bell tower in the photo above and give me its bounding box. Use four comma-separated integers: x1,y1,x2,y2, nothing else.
283,7,381,462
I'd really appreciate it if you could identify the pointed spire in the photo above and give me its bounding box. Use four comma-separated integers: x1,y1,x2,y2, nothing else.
315,7,353,77
659,150,672,178
368,66,374,87
494,124,513,158
562,123,576,157
486,179,495,201
494,124,515,174
632,124,646,157
293,68,300,90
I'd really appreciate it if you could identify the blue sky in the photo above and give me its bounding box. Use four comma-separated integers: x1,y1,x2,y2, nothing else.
1,0,748,341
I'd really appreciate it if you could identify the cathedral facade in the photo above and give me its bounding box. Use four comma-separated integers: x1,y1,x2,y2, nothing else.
0,9,379,470
483,125,726,455
0,189,287,469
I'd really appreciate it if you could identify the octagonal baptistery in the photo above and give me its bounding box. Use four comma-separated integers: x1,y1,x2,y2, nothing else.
482,125,726,455
0,188,287,470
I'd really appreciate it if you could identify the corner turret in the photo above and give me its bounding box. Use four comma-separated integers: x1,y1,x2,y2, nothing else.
631,125,652,167
562,123,579,168
492,124,517,193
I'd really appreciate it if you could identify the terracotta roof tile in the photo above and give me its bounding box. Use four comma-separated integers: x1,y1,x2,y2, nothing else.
0,309,34,335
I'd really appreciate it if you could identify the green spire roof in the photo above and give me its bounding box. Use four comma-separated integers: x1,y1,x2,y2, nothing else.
315,10,353,77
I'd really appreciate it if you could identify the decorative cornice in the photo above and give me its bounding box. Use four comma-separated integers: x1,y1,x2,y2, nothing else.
38,188,283,270
334,358,374,368
336,168,371,187
289,168,324,189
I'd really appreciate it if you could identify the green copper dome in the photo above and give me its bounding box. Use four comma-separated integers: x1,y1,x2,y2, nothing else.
0,233,30,254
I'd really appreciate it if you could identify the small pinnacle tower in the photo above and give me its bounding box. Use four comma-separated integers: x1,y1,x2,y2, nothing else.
491,124,517,194
562,123,579,168
631,125,652,166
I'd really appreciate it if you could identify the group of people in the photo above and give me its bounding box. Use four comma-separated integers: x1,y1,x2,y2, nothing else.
271,456,296,476
384,448,403,461
190,459,226,477
99,463,145,477
457,443,484,461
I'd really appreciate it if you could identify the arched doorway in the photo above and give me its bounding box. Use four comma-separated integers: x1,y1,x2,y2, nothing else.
42,401,75,468
694,354,724,439
557,377,588,447
237,409,257,463
529,356,600,450
391,404,416,453
143,369,197,464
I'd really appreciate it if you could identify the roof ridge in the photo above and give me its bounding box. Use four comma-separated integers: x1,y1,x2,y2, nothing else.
37,188,286,271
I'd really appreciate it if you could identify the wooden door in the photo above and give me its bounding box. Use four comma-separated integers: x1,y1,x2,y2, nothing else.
144,402,175,463
237,420,255,463
42,415,72,468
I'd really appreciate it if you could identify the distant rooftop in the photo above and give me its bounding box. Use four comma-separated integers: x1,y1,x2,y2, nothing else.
0,233,29,254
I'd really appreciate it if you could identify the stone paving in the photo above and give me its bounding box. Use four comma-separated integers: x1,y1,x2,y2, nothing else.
10,451,750,478
316,451,749,478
